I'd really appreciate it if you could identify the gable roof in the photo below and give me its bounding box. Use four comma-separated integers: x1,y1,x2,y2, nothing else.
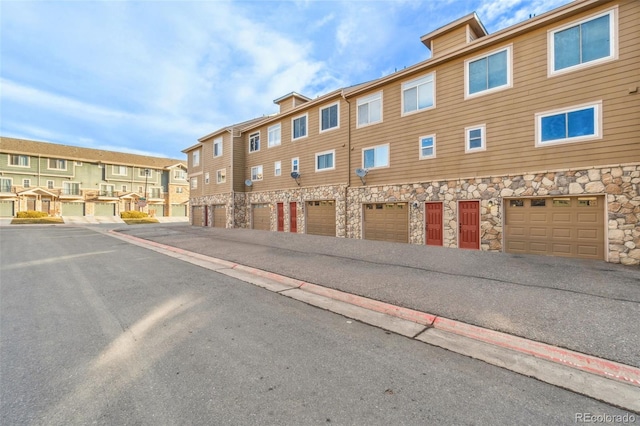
1,137,185,169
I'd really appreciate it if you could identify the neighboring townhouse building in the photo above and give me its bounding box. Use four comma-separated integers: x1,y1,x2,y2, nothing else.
186,0,640,265
0,137,189,218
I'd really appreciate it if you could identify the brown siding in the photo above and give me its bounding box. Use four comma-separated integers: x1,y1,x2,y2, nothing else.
233,135,246,192
349,1,639,187
200,132,232,196
431,25,468,56
243,97,350,192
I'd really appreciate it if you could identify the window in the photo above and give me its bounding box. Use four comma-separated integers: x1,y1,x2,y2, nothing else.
139,169,152,178
47,180,54,189
214,137,223,157
101,184,115,196
173,170,186,180
535,102,601,146
402,73,434,114
268,124,281,147
251,165,263,181
190,177,198,189
121,185,127,192
363,144,389,169
466,46,511,97
291,158,299,173
0,178,11,193
48,158,66,170
62,182,80,195
217,169,226,184
150,188,162,198
9,155,29,167
315,150,335,172
320,103,339,132
176,187,183,193
193,150,200,166
23,179,30,188
113,165,127,176
292,114,308,140
549,9,616,75
419,135,436,159
465,125,486,153
357,92,382,127
274,161,281,176
138,186,143,193
75,161,83,166
205,172,210,184
249,132,260,152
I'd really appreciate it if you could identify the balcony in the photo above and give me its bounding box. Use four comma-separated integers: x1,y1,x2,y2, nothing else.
97,190,119,200
59,188,83,200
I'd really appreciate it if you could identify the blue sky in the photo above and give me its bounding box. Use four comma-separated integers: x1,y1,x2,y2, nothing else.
1,0,572,160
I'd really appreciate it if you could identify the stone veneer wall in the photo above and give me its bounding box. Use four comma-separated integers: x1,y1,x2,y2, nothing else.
346,164,640,265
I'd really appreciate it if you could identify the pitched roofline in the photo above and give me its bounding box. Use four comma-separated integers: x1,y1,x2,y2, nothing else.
344,0,608,98
273,91,312,104
420,12,488,50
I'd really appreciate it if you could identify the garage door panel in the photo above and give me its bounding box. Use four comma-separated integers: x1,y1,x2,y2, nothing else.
252,204,270,230
307,201,335,236
364,203,408,243
192,206,204,226
505,196,604,260
212,205,226,228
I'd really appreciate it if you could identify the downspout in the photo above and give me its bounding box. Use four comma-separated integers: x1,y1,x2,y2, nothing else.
228,127,235,228
341,90,352,238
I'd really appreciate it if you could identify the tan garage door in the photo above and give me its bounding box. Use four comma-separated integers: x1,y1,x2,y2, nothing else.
505,196,604,259
363,203,408,243
192,205,204,226
306,200,336,236
252,204,270,230
212,204,226,228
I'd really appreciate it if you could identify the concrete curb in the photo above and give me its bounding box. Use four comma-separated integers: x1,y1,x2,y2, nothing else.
107,229,640,412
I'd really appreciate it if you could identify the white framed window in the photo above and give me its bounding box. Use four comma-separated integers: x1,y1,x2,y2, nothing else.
101,184,115,196
249,132,260,153
190,177,198,189
268,123,281,147
139,168,152,178
75,161,83,166
213,137,223,157
535,101,602,147
62,181,80,195
357,92,382,127
292,114,308,140
315,150,335,172
465,125,486,153
402,73,435,115
251,165,263,181
548,8,617,76
291,157,299,173
48,158,66,170
9,155,29,167
193,150,200,166
47,180,54,189
465,45,512,98
419,135,436,159
217,169,226,184
121,185,127,192
138,186,143,193
113,165,127,176
173,169,186,180
23,179,31,188
205,172,210,185
362,144,389,169
274,161,282,176
150,187,163,198
0,178,12,193
176,187,183,193
320,102,339,132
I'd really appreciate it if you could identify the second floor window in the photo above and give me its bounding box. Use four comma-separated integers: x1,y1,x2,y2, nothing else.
190,177,197,189
9,155,29,167
249,132,260,152
214,137,223,157
274,161,281,176
268,124,281,147
536,102,601,146
402,74,434,114
292,115,307,140
251,165,263,181
193,150,200,166
217,169,226,184
465,125,486,153
363,144,389,169
291,158,299,173
357,92,382,127
113,165,127,176
466,46,511,97
316,151,335,171
62,182,80,195
419,135,436,159
173,170,186,180
0,178,11,193
49,158,66,170
320,103,339,132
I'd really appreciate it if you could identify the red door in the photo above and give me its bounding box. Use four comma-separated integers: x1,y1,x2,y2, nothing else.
277,203,284,232
289,202,297,233
425,202,443,246
459,201,479,249
204,206,209,227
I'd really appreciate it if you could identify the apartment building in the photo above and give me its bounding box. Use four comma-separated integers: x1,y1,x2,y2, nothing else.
184,0,640,265
0,137,189,218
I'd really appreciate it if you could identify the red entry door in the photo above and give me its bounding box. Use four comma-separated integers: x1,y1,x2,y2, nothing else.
289,202,297,233
425,202,443,246
277,203,284,232
204,206,209,227
459,201,479,249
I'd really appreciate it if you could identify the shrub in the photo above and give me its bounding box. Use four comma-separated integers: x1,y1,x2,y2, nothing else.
120,210,148,219
17,210,48,218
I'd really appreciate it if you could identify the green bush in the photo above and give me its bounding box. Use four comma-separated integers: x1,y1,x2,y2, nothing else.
16,210,48,218
120,211,148,219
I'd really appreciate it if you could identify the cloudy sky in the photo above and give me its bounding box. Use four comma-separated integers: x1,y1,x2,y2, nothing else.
1,0,572,160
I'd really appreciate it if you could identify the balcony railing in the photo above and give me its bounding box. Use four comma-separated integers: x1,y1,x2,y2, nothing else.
60,189,81,196
0,185,12,193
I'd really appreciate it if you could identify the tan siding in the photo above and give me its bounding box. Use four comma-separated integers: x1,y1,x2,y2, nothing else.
199,132,232,196
431,25,468,56
349,1,640,186
233,135,246,192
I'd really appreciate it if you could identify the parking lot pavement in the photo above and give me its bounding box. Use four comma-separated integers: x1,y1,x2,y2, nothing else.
111,224,640,373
